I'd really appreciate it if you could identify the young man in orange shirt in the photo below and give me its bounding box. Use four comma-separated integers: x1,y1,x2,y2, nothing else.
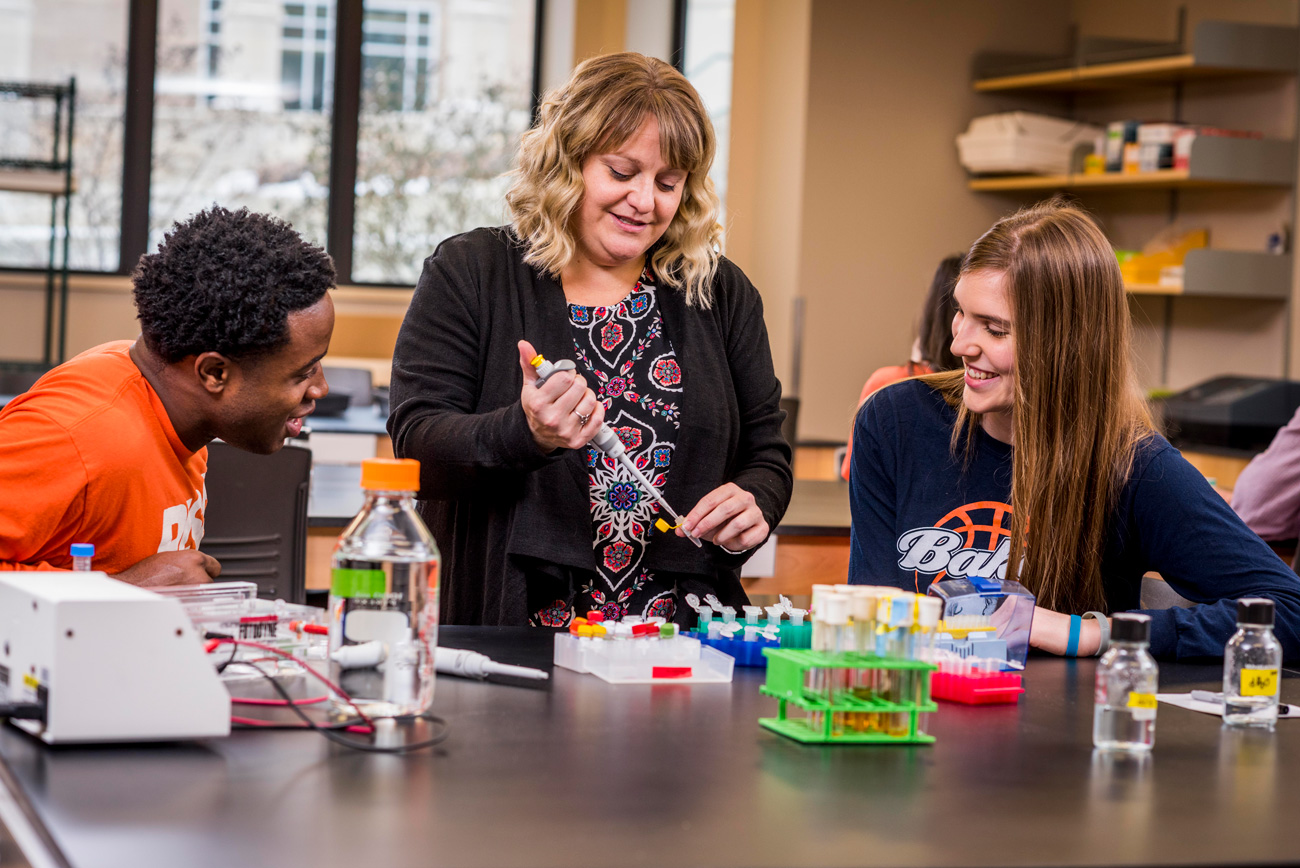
0,206,335,586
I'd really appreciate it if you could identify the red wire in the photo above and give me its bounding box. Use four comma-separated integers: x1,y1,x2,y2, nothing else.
231,695,328,707
231,715,373,734
210,637,375,730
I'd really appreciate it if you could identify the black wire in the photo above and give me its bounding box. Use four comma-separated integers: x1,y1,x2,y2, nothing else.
0,703,44,721
224,660,450,754
215,636,239,675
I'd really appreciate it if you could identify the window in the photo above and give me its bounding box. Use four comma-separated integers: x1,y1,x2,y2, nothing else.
282,1,334,111
0,0,540,285
151,0,332,252
0,0,129,271
352,0,536,284
682,0,735,222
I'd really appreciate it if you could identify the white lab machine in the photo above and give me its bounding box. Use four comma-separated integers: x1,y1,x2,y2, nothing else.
0,571,230,744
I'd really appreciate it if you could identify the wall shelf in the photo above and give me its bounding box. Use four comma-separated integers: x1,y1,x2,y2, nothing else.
0,78,76,368
975,21,1299,92
968,136,1295,192
1125,250,1292,300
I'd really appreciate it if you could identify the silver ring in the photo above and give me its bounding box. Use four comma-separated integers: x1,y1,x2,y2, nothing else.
575,410,590,425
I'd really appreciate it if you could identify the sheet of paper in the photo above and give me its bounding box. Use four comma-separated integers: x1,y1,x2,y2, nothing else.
1156,692,1300,718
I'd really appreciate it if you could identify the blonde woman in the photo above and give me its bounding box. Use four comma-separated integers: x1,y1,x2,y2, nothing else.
849,200,1300,660
390,53,792,627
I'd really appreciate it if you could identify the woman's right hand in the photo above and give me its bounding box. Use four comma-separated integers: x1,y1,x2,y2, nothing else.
517,340,604,453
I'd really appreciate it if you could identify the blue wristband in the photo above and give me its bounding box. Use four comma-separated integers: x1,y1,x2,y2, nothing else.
1066,614,1082,657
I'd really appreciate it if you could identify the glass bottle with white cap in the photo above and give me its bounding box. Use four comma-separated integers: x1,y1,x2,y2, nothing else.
1093,613,1158,752
1223,597,1282,729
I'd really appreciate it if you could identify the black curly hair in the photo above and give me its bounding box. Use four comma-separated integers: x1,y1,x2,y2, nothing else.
132,206,335,363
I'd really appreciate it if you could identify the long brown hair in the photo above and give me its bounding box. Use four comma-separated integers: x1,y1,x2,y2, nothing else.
505,52,723,307
922,200,1154,613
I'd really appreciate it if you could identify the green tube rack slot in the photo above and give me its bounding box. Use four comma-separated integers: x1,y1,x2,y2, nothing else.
758,648,938,745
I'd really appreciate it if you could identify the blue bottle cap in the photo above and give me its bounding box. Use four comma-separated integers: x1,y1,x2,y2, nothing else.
70,543,95,558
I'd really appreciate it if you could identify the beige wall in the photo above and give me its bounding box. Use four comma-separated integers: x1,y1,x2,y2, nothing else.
725,0,812,401
789,0,1073,441
572,0,627,62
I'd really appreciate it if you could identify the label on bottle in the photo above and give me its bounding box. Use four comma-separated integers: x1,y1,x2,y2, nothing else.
1241,667,1280,697
1127,691,1157,721
331,567,386,598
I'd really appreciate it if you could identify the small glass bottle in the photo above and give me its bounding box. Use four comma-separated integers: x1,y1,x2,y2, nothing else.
328,458,440,719
1093,613,1158,752
69,543,94,572
1223,597,1282,729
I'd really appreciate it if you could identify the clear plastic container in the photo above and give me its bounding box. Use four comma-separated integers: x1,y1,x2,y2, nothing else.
1093,613,1158,752
927,576,1035,667
1223,598,1282,729
328,458,440,718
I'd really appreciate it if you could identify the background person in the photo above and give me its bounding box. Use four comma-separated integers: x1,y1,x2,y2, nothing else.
1232,405,1300,550
848,200,1300,660
389,52,792,627
839,254,962,480
0,206,335,586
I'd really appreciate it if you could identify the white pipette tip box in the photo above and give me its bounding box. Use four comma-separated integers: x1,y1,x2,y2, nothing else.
553,633,735,684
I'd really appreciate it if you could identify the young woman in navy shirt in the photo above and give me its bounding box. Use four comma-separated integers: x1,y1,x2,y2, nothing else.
849,200,1300,660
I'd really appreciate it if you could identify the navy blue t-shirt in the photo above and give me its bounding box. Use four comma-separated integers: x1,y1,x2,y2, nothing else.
849,378,1300,660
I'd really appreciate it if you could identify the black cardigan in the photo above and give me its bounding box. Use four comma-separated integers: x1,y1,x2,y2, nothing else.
388,227,793,625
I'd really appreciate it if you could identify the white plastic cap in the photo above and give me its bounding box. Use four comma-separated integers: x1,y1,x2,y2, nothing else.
848,586,876,621
764,605,784,622
721,606,737,623
788,608,807,626
743,605,763,624
916,596,942,628
820,594,850,626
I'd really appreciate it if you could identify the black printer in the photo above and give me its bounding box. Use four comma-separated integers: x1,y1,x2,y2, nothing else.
1160,376,1300,453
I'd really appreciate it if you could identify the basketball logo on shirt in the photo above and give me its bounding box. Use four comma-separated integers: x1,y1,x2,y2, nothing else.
896,501,1013,588
157,485,207,552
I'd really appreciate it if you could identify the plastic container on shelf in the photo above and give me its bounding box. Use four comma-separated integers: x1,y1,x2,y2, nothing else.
957,112,1103,175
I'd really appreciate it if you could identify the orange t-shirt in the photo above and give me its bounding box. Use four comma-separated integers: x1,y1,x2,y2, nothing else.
0,341,208,572
840,362,933,481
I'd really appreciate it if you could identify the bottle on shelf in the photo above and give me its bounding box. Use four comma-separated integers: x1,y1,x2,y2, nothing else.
1093,613,1158,752
328,458,441,719
1222,598,1282,730
69,543,94,572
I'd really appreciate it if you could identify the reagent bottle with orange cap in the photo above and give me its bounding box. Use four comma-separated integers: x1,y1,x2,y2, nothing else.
328,458,440,718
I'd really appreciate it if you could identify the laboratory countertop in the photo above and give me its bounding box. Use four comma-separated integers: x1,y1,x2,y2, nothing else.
1,628,1296,868
302,403,391,436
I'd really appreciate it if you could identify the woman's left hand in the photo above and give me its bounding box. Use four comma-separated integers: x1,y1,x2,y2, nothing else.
1030,606,1103,656
679,483,769,553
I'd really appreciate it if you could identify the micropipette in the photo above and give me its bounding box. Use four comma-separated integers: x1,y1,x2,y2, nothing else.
531,353,703,547
332,642,549,681
435,647,549,681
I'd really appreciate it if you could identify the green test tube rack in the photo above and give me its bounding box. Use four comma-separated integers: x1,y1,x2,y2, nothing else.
758,648,937,745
